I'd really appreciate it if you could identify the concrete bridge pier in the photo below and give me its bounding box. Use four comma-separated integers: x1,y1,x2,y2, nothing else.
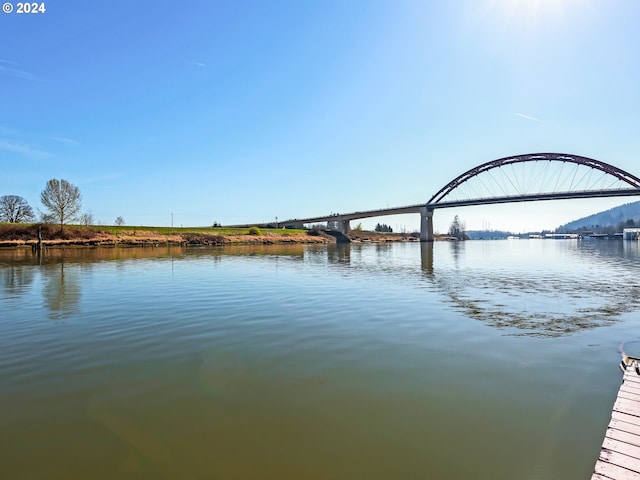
420,207,434,242
420,242,434,273
339,219,351,234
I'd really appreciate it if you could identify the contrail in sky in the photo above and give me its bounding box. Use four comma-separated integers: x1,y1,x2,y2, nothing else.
51,136,80,146
0,140,51,159
516,112,543,122
0,60,39,81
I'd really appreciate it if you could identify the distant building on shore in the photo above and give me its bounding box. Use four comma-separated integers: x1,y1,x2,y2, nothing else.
623,228,640,240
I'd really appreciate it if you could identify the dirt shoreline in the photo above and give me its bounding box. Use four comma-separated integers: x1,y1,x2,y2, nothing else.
0,230,420,248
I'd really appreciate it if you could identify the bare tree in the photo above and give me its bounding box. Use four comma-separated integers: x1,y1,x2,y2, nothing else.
115,216,125,226
0,195,35,223
80,212,94,227
40,179,82,232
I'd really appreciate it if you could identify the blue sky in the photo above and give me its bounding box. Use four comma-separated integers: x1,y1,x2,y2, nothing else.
2,0,640,233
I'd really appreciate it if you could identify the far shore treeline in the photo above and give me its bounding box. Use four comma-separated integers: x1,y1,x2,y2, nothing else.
0,179,85,231
2,179,640,242
0,178,311,245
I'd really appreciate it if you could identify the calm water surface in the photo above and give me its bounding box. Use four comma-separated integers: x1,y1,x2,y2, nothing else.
2,240,640,479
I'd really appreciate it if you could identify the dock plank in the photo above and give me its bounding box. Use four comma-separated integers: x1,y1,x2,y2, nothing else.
603,438,640,461
615,399,640,419
607,428,640,448
621,384,640,396
618,390,640,403
620,383,640,395
623,376,640,385
594,459,640,479
599,449,640,474
610,420,640,437
612,411,640,428
623,374,640,386
592,365,640,479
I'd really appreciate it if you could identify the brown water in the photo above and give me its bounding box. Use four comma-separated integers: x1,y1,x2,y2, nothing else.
1,240,640,479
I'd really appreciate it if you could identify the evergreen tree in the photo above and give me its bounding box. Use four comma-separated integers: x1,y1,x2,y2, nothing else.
448,215,469,240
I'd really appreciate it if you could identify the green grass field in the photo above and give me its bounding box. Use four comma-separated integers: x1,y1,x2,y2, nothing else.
0,223,309,238
96,225,308,235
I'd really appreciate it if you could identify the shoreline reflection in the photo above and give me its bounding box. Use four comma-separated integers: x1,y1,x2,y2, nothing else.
1,241,638,335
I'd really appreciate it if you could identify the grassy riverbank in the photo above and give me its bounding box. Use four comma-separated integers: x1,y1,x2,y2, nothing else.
0,223,326,247
0,223,418,247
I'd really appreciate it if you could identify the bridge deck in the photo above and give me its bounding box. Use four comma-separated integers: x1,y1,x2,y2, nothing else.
592,364,640,479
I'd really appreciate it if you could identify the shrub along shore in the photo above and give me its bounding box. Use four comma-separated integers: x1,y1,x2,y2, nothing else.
0,224,416,248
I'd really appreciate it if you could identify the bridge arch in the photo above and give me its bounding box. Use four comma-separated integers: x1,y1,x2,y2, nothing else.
427,153,640,207
271,152,640,243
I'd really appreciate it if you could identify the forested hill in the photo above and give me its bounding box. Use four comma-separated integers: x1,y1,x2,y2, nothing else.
557,200,640,232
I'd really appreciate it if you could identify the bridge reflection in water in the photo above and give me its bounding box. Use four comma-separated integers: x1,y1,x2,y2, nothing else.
418,241,640,337
313,240,640,338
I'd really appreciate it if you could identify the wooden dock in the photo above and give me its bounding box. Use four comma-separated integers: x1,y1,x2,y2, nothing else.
592,361,640,479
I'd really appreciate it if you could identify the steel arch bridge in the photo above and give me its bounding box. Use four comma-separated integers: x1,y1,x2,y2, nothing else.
427,153,640,208
271,153,640,241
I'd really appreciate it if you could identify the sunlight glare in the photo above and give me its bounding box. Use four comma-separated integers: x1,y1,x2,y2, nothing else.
487,0,593,25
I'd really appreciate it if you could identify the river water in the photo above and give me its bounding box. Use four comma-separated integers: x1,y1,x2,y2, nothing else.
1,240,640,479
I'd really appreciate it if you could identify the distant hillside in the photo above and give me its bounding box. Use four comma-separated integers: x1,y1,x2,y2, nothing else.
557,200,640,232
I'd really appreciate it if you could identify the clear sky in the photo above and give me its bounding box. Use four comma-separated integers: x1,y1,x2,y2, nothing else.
2,0,640,233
